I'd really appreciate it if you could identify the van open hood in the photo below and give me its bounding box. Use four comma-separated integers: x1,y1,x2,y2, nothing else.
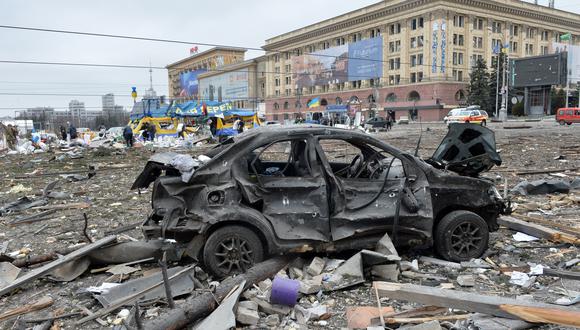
427,124,502,177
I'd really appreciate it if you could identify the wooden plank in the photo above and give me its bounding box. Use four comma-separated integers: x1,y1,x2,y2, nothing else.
512,213,580,236
0,296,54,321
500,305,580,327
498,216,580,245
31,202,91,211
373,282,580,327
0,236,116,297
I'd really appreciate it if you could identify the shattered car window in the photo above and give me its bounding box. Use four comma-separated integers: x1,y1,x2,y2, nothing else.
318,138,404,180
250,139,311,177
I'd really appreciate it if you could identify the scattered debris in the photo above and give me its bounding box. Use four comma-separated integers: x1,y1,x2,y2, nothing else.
0,296,54,322
512,179,571,195
0,236,116,296
373,281,580,327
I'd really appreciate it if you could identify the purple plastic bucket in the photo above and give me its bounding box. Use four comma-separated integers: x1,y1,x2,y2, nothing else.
270,276,300,306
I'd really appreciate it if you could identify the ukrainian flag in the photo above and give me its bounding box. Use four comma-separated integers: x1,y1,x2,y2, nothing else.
308,98,321,108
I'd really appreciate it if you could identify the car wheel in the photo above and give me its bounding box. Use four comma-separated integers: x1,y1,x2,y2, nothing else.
435,210,489,262
567,122,572,126
559,120,566,126
481,120,486,127
465,121,470,124
203,226,264,278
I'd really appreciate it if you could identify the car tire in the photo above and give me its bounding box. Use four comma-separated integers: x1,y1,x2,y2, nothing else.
465,121,470,124
203,225,264,278
567,122,572,126
559,120,566,126
481,120,486,127
435,210,489,262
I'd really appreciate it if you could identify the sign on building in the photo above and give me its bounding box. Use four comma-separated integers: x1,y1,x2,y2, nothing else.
199,68,250,102
292,37,384,89
179,69,207,97
511,53,567,87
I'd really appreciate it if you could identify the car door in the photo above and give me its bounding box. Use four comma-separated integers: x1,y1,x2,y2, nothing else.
248,137,330,242
314,137,433,242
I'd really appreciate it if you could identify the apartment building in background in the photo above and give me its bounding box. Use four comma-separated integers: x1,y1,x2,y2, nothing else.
260,0,580,121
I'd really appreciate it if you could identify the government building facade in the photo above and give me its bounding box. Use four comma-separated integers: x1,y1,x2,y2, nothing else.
261,0,580,121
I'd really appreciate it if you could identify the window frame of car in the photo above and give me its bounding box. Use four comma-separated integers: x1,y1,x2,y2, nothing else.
247,137,318,186
313,135,408,181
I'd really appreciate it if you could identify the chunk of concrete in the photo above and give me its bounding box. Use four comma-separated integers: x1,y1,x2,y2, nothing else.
371,264,400,281
295,305,327,324
300,275,323,294
265,314,280,327
258,278,272,292
251,297,292,316
238,300,258,311
306,257,326,276
400,260,419,272
289,267,304,280
236,306,259,325
456,275,476,287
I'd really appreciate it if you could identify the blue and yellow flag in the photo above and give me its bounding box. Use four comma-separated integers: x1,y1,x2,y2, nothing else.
308,98,321,108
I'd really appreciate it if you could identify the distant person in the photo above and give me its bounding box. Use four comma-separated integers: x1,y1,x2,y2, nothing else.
68,122,77,140
387,109,396,123
237,119,244,134
177,122,186,139
123,125,134,147
386,117,393,131
148,123,157,141
59,126,67,140
98,124,106,138
233,116,242,132
4,124,17,150
141,122,150,141
207,119,216,138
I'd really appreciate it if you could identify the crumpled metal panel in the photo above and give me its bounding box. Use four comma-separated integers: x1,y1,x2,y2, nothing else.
430,124,502,176
94,266,195,307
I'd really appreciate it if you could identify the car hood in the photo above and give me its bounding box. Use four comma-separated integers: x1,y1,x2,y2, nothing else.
131,152,211,189
427,123,502,177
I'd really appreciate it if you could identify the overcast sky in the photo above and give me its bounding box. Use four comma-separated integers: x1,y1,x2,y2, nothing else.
0,0,577,117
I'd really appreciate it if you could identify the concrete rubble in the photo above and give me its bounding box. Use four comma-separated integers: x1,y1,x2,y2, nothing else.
0,123,578,329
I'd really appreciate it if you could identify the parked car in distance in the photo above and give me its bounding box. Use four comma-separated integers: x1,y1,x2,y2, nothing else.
447,107,489,126
365,116,390,128
443,109,462,124
556,108,580,125
133,125,508,278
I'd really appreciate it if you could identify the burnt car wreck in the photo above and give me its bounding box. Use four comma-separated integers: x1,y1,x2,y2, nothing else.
133,124,509,277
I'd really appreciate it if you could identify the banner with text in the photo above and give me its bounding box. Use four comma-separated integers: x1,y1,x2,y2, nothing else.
293,37,383,89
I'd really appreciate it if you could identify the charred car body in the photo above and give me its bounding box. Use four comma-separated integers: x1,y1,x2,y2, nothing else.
133,124,509,277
